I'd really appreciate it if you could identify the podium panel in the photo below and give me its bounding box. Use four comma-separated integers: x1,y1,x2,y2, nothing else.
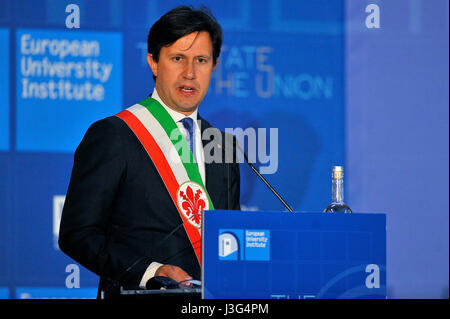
202,211,386,299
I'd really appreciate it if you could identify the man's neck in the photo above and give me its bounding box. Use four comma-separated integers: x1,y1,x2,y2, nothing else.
151,88,198,118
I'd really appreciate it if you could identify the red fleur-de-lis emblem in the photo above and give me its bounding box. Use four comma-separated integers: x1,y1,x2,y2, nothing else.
177,181,209,229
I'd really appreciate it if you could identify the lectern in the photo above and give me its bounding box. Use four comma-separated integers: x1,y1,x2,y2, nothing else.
202,210,386,299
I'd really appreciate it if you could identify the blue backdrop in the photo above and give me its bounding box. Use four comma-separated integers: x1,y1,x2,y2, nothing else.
345,0,449,298
0,0,447,299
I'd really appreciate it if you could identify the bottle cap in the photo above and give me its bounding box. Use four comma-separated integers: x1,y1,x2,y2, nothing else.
332,166,344,180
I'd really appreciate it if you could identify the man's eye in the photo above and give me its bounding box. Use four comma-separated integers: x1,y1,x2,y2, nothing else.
173,56,182,62
197,58,207,63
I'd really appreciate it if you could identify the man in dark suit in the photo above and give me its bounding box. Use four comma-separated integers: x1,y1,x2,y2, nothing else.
58,6,240,297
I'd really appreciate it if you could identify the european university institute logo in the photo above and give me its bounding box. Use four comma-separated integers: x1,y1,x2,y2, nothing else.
219,229,270,261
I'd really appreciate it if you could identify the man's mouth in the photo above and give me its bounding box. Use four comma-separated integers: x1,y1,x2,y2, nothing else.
178,85,197,95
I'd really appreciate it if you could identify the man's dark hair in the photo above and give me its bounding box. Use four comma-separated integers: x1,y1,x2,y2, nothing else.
147,5,222,79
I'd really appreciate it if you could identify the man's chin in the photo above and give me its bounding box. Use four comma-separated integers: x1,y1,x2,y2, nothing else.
174,104,199,115
174,100,201,114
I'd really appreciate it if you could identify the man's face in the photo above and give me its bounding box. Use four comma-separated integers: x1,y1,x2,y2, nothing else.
147,31,217,115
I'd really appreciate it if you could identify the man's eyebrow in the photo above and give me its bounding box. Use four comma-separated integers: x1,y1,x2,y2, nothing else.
168,52,212,58
195,53,212,58
168,52,187,57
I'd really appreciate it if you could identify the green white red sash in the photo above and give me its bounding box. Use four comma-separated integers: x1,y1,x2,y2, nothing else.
115,97,214,266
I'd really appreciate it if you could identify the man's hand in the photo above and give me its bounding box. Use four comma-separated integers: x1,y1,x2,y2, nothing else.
155,264,192,284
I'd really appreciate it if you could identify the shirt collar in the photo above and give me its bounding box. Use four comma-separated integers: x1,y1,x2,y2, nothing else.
151,88,198,123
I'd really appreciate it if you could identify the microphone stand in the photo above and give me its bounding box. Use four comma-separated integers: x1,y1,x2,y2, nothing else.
235,143,294,212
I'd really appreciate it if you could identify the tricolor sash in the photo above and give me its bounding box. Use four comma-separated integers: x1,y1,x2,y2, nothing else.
115,97,214,266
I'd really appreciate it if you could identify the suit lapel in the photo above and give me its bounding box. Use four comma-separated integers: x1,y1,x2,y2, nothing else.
198,114,223,207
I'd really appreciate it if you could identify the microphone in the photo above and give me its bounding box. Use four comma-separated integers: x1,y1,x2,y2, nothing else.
101,207,203,298
235,142,294,212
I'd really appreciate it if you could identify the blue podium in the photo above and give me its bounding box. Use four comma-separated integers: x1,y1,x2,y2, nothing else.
202,210,386,299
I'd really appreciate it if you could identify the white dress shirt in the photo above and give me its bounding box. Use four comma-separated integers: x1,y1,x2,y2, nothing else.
139,88,206,288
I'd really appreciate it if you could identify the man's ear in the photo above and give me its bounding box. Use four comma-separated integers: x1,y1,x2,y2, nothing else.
147,53,158,77
212,59,219,72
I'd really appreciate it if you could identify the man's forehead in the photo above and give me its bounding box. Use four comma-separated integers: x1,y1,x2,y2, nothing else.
177,31,200,51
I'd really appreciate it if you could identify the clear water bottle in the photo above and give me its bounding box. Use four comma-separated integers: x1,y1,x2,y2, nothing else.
323,166,352,213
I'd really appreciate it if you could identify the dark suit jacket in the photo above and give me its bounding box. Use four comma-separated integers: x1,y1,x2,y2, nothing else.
58,112,240,297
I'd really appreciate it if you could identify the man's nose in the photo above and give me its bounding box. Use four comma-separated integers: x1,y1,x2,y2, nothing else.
183,61,196,79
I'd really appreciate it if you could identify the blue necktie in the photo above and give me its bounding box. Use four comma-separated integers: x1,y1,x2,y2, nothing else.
180,117,196,163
